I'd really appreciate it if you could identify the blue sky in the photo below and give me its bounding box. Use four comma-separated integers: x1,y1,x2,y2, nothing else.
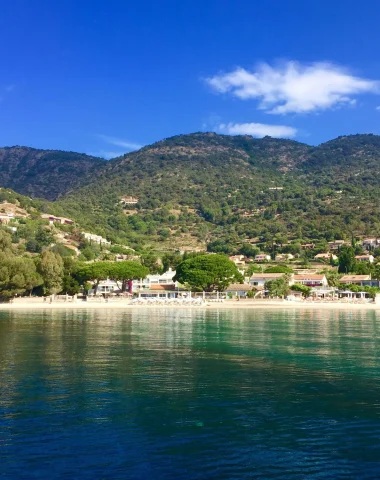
2,0,380,158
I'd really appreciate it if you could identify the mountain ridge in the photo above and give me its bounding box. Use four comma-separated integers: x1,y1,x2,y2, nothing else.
2,132,380,253
0,146,106,200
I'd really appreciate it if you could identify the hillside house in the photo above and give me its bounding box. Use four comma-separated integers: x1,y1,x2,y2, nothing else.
301,243,315,250
362,238,380,248
82,232,111,246
328,240,348,251
120,196,139,205
41,214,74,225
0,213,14,225
355,254,374,263
275,253,294,262
314,253,338,261
229,255,246,267
293,274,328,288
255,253,271,262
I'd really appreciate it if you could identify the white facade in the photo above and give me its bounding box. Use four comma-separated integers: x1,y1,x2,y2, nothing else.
255,254,271,262
355,255,374,263
275,253,294,261
249,273,286,287
132,268,178,291
82,232,111,246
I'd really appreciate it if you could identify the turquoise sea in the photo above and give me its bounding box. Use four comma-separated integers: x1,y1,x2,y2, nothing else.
1,308,380,479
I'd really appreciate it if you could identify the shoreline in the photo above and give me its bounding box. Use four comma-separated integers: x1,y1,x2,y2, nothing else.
1,300,380,311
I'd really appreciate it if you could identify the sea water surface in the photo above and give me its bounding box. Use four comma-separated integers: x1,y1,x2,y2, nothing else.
1,308,380,479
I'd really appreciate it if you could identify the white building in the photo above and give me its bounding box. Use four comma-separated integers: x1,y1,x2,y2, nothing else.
82,232,111,246
275,253,294,262
314,253,338,261
293,274,328,288
355,254,374,263
120,196,139,205
0,213,14,225
255,253,271,262
249,273,287,288
132,268,178,291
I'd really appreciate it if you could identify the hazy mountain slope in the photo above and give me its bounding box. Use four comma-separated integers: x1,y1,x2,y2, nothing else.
0,146,106,200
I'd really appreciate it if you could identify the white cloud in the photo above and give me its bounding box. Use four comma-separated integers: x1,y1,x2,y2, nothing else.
217,122,297,138
98,134,143,150
376,106,380,111
206,61,380,114
88,150,125,160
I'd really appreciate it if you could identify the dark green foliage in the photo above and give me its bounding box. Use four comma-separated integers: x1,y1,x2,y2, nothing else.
290,283,312,297
173,254,244,291
0,147,105,200
0,254,42,297
338,246,357,274
264,276,290,298
265,265,294,274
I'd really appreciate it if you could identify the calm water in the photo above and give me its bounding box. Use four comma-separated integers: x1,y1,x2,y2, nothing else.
1,308,380,479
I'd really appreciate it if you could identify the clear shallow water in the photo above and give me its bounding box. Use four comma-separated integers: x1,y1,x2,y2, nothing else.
1,309,380,479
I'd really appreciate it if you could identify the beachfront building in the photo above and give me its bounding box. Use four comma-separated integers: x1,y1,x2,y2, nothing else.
337,290,371,301
132,268,178,292
88,279,118,295
224,284,253,297
339,275,371,285
293,274,328,288
249,273,287,288
355,254,374,263
255,253,271,262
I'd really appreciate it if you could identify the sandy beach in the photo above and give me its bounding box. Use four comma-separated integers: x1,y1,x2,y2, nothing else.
1,299,380,311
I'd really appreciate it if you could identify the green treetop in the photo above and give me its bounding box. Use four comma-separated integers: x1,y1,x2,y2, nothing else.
37,251,64,295
173,254,243,292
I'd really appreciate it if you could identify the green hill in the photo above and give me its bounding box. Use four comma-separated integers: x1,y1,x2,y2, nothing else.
2,132,380,253
0,146,106,200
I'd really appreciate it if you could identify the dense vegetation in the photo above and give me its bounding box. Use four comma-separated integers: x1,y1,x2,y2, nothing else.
53,133,380,253
3,133,380,255
0,146,105,200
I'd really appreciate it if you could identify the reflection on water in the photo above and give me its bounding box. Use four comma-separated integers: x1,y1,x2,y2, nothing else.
1,308,380,479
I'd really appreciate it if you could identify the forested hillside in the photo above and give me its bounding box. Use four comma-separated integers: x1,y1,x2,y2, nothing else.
0,146,106,200
2,133,380,254
54,133,380,252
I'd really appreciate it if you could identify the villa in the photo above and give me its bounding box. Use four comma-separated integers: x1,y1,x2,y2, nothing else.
249,273,287,288
355,254,374,263
275,253,294,262
293,274,328,288
120,196,139,205
314,253,338,261
328,240,348,251
255,253,271,262
82,232,111,246
229,255,246,267
339,275,371,285
41,214,74,225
